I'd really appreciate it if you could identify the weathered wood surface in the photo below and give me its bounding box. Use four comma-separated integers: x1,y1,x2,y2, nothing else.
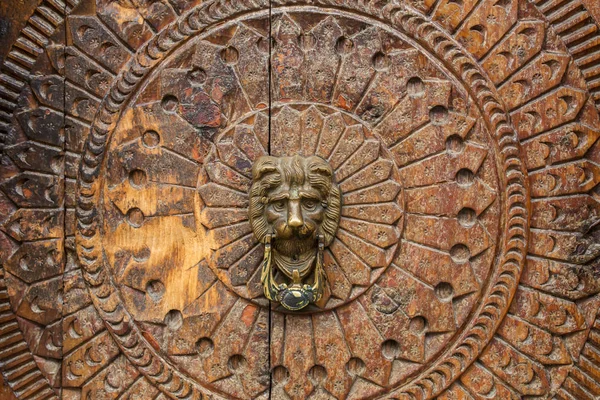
0,0,599,399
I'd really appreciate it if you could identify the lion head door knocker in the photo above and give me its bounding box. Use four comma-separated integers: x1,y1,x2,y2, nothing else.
249,155,342,310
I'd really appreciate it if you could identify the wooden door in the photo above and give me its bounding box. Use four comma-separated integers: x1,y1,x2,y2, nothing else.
0,0,599,399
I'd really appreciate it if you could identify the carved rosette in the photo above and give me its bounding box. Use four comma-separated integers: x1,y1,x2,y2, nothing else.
203,106,405,311
0,0,598,399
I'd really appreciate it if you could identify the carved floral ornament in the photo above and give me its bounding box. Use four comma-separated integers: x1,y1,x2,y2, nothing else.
0,0,598,399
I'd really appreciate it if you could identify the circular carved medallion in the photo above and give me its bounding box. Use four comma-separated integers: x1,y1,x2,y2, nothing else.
80,4,516,399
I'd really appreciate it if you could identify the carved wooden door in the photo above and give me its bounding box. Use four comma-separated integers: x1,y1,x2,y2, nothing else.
1,0,600,399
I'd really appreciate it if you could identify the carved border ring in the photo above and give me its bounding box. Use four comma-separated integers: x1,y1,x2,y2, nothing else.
75,2,529,400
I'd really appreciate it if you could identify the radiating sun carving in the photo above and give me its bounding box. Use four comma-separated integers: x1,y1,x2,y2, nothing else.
99,9,504,400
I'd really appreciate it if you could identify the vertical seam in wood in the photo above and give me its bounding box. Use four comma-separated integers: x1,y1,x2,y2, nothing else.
60,4,67,399
268,1,273,398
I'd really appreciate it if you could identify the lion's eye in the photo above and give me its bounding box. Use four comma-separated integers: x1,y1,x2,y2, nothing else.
302,199,317,210
271,200,286,212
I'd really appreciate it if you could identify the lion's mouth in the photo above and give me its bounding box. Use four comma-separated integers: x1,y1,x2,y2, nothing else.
273,236,316,258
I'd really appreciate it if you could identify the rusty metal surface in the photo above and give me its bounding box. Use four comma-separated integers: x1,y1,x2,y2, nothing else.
0,0,599,399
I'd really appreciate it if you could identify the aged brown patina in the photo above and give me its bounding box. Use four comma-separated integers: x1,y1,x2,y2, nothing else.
0,0,599,399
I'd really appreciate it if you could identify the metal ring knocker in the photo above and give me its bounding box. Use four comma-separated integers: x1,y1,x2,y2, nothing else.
261,234,326,311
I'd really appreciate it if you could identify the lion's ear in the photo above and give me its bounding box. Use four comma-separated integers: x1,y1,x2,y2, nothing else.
252,156,278,180
308,157,333,177
312,165,332,177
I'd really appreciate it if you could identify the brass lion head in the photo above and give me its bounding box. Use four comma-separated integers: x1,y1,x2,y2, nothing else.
249,155,341,310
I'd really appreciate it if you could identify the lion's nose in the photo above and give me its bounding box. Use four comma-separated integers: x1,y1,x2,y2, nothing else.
288,200,304,228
